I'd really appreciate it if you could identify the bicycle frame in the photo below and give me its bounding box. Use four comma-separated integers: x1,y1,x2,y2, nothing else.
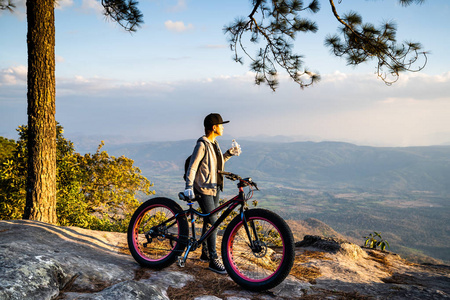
148,184,256,267
128,171,294,291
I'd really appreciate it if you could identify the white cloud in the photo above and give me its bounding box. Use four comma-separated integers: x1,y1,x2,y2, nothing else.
0,65,27,86
164,20,194,33
55,75,175,98
56,0,74,10
80,0,103,15
2,68,450,147
56,55,65,63
168,0,187,12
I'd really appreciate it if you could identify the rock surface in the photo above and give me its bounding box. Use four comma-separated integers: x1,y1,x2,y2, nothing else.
1,220,449,299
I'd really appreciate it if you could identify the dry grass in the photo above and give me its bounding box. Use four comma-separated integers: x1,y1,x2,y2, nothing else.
365,250,392,273
295,250,331,263
290,265,321,284
133,267,153,281
117,241,131,255
290,250,331,283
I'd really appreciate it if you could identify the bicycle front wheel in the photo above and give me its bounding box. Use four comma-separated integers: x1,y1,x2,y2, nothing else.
127,197,188,269
222,208,295,291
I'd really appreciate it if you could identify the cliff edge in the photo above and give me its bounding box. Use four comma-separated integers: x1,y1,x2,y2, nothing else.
0,220,448,299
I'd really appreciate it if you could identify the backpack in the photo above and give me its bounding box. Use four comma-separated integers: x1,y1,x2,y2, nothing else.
183,140,206,181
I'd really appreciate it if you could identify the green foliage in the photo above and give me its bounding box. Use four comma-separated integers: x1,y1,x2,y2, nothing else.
72,141,153,231
364,231,390,251
0,156,25,219
0,137,16,163
0,124,154,232
0,129,26,220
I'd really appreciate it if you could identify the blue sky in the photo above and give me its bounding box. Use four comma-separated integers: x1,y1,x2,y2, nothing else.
1,0,450,148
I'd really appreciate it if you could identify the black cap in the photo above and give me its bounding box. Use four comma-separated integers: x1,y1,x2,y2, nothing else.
204,113,230,129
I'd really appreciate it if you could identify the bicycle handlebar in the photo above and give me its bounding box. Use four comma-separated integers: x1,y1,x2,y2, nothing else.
219,171,259,190
218,171,241,181
179,171,258,202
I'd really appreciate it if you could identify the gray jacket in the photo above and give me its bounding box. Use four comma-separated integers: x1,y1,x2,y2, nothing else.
185,136,232,196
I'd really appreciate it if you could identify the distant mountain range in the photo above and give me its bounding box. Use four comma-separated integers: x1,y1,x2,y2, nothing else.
99,139,450,196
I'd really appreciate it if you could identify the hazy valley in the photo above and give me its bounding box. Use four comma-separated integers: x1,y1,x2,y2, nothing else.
92,138,450,264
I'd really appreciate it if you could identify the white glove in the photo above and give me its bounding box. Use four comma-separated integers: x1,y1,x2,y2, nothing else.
229,144,242,156
184,188,195,199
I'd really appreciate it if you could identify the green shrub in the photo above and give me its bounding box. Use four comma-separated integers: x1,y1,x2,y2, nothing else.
0,124,153,232
364,231,390,251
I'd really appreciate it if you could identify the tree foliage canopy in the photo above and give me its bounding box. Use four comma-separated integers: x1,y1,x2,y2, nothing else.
224,0,322,90
0,125,153,231
225,0,428,90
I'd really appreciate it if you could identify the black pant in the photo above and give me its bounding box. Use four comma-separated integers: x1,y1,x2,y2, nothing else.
198,191,220,259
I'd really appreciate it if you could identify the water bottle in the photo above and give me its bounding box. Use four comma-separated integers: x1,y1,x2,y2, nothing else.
231,139,240,156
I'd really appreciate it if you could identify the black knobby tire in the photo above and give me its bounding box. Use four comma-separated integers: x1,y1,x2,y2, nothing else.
127,197,189,269
221,208,295,291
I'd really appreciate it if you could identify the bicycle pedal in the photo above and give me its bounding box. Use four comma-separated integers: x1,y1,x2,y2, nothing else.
177,256,186,268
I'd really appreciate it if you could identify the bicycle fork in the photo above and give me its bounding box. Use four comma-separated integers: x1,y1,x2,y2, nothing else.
241,208,261,252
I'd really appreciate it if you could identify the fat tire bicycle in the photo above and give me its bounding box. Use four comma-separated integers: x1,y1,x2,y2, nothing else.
127,171,295,291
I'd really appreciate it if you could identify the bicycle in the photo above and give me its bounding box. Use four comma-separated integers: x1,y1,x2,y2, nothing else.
127,171,295,291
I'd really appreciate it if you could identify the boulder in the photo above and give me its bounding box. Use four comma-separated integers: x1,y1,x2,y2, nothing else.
0,220,192,300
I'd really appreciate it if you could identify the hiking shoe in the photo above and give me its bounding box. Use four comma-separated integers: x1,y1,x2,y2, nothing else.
200,250,209,262
208,258,227,275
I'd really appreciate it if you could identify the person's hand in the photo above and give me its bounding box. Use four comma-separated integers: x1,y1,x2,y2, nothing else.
184,188,195,199
229,143,242,156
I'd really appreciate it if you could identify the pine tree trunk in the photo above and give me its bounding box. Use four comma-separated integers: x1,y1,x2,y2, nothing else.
22,0,57,224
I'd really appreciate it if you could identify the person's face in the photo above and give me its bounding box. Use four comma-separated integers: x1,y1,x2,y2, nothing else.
213,124,224,136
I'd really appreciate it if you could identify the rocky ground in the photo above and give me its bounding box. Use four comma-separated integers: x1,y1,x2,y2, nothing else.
0,220,449,300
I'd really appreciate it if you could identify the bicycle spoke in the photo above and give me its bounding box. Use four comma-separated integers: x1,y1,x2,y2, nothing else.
128,198,188,268
222,209,295,291
230,219,283,279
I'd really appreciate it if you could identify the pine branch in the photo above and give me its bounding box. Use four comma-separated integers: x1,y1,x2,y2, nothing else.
101,0,144,33
0,0,16,12
326,0,428,84
225,0,321,91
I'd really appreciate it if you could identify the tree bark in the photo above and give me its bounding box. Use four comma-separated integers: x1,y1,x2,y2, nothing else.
23,0,57,224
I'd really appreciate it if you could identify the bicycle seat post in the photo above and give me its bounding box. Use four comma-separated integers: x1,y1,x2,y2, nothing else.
176,197,199,268
185,201,197,240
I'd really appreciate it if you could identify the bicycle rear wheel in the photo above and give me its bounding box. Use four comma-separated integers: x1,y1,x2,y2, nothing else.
222,208,295,291
127,197,188,269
